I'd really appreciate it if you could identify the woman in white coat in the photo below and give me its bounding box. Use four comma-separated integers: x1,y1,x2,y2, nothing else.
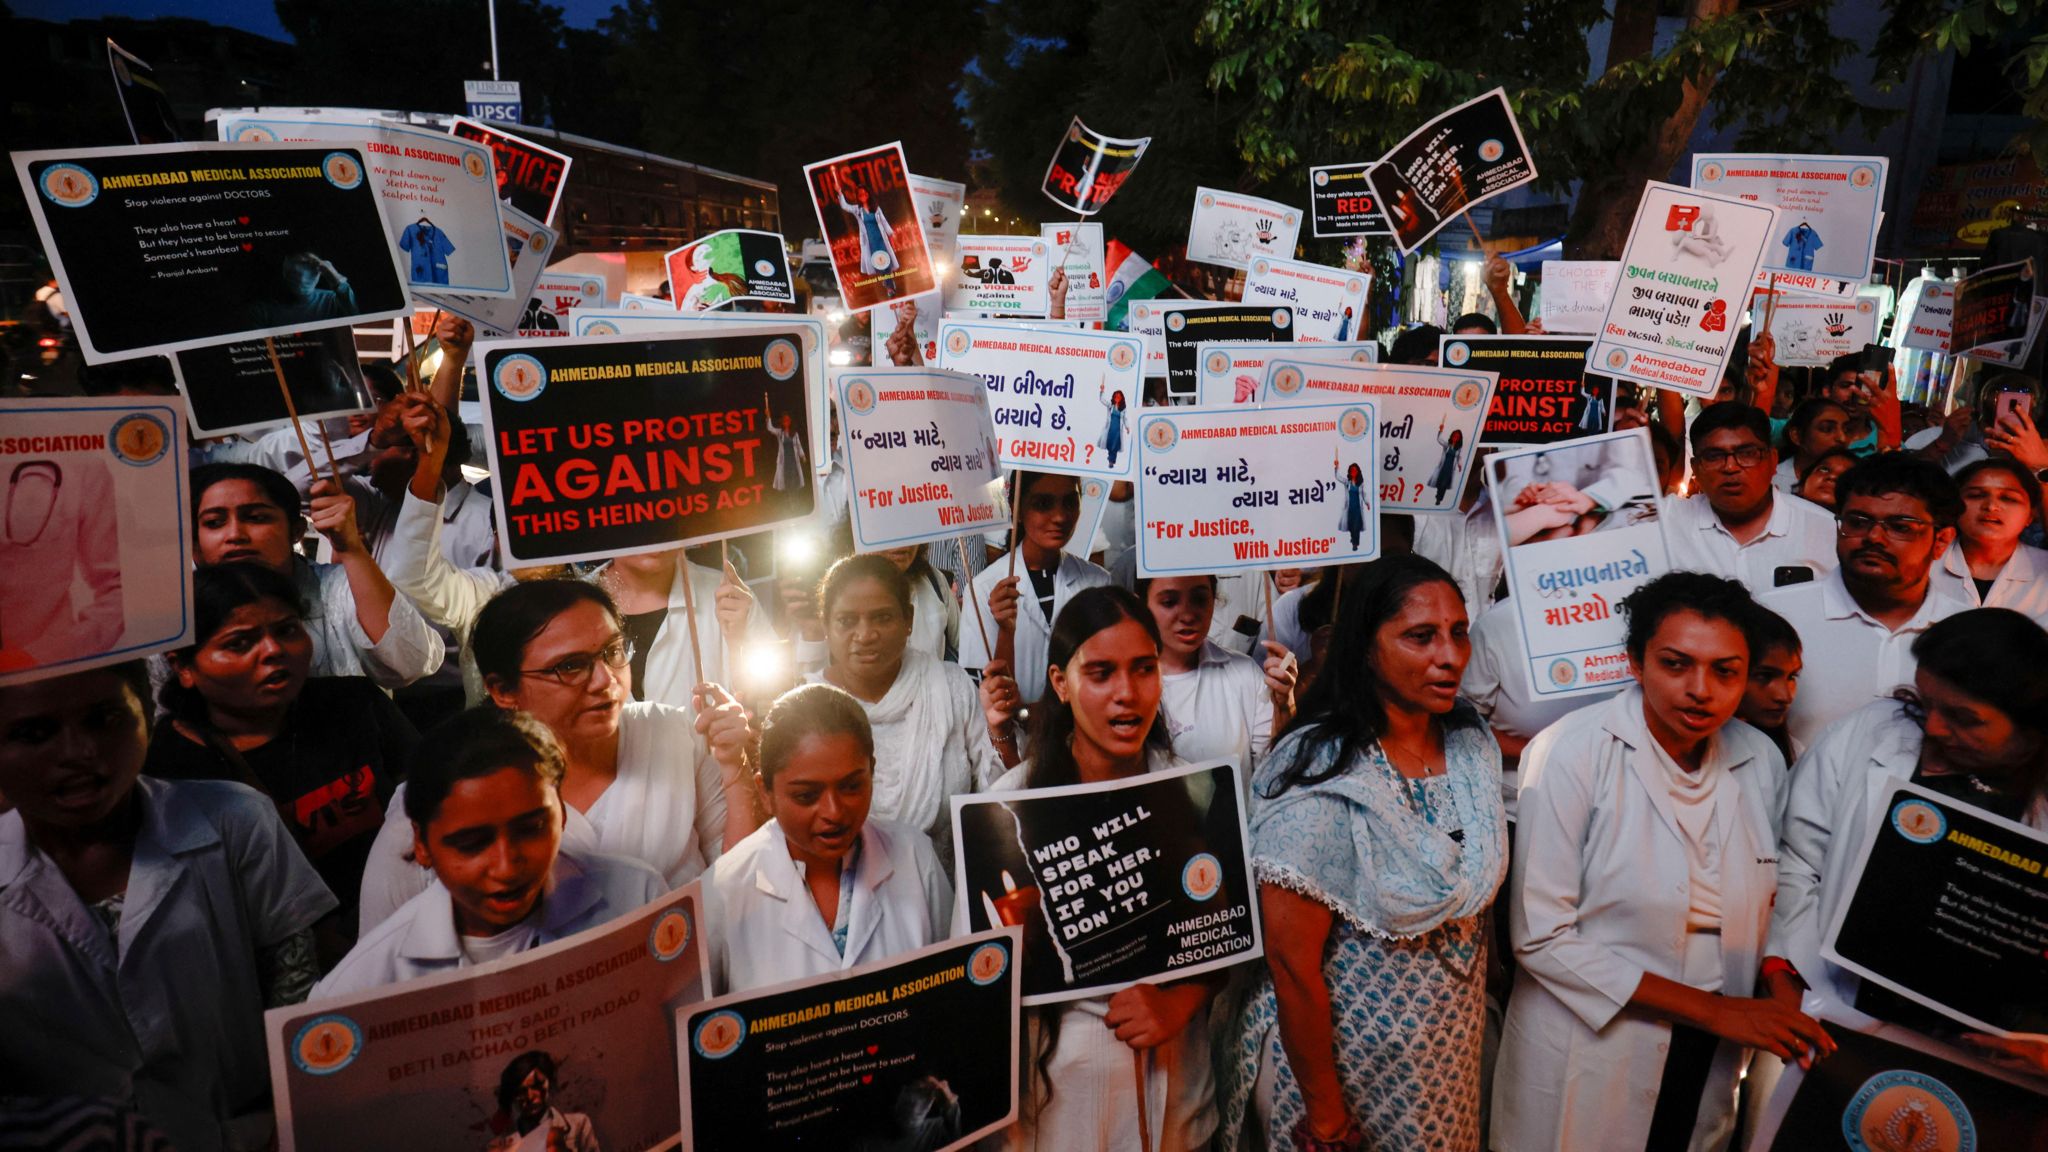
1137,574,1297,780
959,471,1112,715
1494,572,1834,1152
704,683,952,995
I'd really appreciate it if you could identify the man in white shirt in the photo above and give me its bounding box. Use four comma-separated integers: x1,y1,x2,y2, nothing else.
1664,402,1836,594
1760,453,1965,753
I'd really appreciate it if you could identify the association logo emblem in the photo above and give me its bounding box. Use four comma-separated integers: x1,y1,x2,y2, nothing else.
528,232,550,255
1272,309,1291,329
648,908,693,962
1699,162,1725,183
1347,277,1364,294
1445,342,1471,367
968,942,1011,985
764,338,800,381
1109,342,1138,371
109,413,170,467
1857,299,1875,315
754,258,776,278
1478,139,1505,163
1841,1069,1974,1152
1253,259,1270,276
1183,853,1222,901
232,125,279,143
1606,348,1629,370
1166,313,1185,332
1890,798,1947,845
1200,193,1216,209
1085,479,1105,500
584,321,620,336
493,354,548,402
462,152,488,180
38,164,99,208
1283,211,1298,227
1271,366,1304,396
693,1010,747,1060
1851,166,1877,189
1204,350,1231,377
843,378,877,416
1338,407,1371,441
944,329,972,358
322,152,363,190
291,1015,363,1076
1453,380,1484,409
1549,659,1579,686
1313,170,1329,187
1144,419,1179,453
582,280,601,298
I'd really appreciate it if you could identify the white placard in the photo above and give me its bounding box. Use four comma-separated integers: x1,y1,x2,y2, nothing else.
522,273,602,336
1898,280,1954,354
1757,294,1881,367
1041,221,1108,323
869,291,943,367
838,368,1003,551
1242,255,1371,341
908,171,966,270
1261,359,1496,513
1186,186,1303,271
1195,341,1380,405
936,320,1146,480
418,201,555,336
948,234,1051,317
1692,153,1888,292
1538,260,1620,335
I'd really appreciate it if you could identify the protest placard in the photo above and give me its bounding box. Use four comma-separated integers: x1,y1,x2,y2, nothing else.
1439,334,1613,448
1537,261,1620,335
107,40,180,146
267,884,706,1152
1135,402,1381,575
838,369,1003,552
804,142,937,312
522,274,604,337
935,319,1145,480
1758,295,1881,367
476,328,816,567
909,172,965,269
1367,88,1538,254
1692,153,1887,292
1308,162,1391,237
678,929,1020,1152
617,292,667,310
952,760,1261,1004
1041,117,1150,216
1125,299,1172,378
420,202,557,337
1260,359,1494,514
947,235,1051,317
1899,279,1955,353
1041,222,1108,323
15,143,410,362
170,326,372,437
0,397,192,687
1754,1014,2048,1152
1158,301,1295,399
449,115,572,226
1821,780,2048,1035
570,309,832,475
665,229,795,313
216,110,514,298
869,291,944,369
1953,258,2036,360
1485,429,1670,699
1590,181,1779,397
1068,475,1111,560
1242,256,1370,342
1186,186,1303,271
1193,341,1381,406
1968,296,2048,367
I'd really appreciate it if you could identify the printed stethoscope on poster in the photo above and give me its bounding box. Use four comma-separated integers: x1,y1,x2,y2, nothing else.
5,460,61,547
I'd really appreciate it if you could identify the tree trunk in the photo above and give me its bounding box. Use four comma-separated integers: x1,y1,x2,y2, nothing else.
1565,0,1739,260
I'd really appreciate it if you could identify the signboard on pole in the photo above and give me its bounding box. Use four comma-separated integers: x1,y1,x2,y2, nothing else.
463,79,522,123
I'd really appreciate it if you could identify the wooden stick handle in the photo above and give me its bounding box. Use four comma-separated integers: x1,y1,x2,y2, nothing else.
265,337,339,489
959,536,991,657
678,556,707,687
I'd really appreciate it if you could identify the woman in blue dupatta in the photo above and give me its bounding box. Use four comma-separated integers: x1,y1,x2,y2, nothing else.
1219,554,1507,1152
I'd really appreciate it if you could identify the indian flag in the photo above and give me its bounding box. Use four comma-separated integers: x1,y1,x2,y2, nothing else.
1105,240,1173,329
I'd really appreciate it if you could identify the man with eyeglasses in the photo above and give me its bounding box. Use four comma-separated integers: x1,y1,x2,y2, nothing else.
1760,453,1966,754
1664,402,1837,595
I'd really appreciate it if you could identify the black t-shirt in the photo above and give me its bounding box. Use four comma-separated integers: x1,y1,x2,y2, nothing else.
622,608,667,702
144,676,418,911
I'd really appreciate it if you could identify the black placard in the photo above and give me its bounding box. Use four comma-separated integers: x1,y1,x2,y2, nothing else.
951,760,1261,1004
450,116,572,227
1440,334,1615,447
15,143,410,363
1758,1023,2048,1152
107,40,181,146
478,329,816,567
1367,88,1538,255
1040,117,1151,216
1160,303,1294,399
171,325,372,436
1309,162,1392,238
1823,781,2048,1035
678,930,1020,1152
1952,258,2035,358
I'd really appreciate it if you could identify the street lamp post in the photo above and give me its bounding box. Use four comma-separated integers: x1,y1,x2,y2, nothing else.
487,0,500,80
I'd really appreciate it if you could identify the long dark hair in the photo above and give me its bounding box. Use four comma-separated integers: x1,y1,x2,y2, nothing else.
159,561,309,791
473,579,623,690
1022,586,1169,789
1263,554,1480,799
1905,608,2048,789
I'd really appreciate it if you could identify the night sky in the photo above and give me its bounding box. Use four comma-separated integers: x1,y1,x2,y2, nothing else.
15,0,617,42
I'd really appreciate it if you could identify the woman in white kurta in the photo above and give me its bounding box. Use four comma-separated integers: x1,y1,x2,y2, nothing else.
878,543,961,661
803,554,1003,867
1138,574,1296,781
705,683,952,995
1495,572,1832,1152
1927,459,2048,625
959,472,1112,711
355,580,757,932
980,586,1222,1152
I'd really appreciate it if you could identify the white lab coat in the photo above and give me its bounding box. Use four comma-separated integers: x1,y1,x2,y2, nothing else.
1929,539,2048,625
1460,598,1618,819
704,817,951,995
958,550,1111,703
1493,689,1788,1152
1157,641,1272,782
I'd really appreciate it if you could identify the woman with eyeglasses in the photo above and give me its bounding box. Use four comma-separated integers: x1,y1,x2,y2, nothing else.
1928,459,2048,623
354,579,757,933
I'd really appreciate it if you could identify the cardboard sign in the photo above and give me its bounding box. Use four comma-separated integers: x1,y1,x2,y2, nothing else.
267,885,706,1152
1194,341,1380,406
666,229,795,312
838,369,1004,552
1242,256,1370,342
1590,181,1780,397
15,143,410,363
1040,117,1150,216
420,202,557,337
908,172,965,270
1367,88,1538,255
1758,295,1881,367
1440,334,1613,447
216,111,515,298
523,274,604,337
1125,299,1172,378
1755,1016,2048,1152
1968,296,2048,367
1186,186,1302,271
1308,162,1391,237
171,326,372,437
1822,780,2048,1035
677,929,1021,1152
1068,475,1111,560
569,309,832,476
951,761,1262,1003
935,320,1145,480
476,328,817,567
617,292,668,310
869,291,944,368
107,40,180,146
463,78,522,123
947,235,1051,317
1136,403,1381,575
1159,302,1294,399
449,115,572,226
1537,260,1620,335
1899,279,1955,353
1041,222,1108,323
1953,259,2036,360
1261,359,1494,513
1692,153,1887,291
0,398,193,686
803,142,937,312
1485,429,1671,699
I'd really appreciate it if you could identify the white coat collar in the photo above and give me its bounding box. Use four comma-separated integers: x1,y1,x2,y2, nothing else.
1941,539,2042,590
397,849,610,964
1596,686,1761,846
749,821,899,966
